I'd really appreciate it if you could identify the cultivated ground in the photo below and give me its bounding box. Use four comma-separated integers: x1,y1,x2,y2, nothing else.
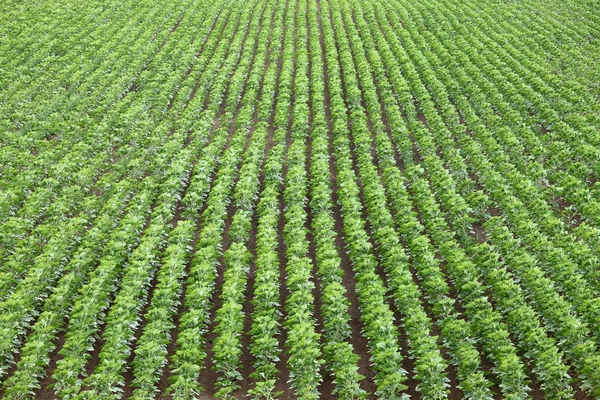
0,0,599,398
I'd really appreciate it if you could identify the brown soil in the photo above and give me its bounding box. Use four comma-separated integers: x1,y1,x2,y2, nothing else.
303,0,335,395
316,0,377,397
34,330,67,400
236,1,279,395
237,192,260,396
156,118,227,398
274,16,294,389
196,199,238,397
474,345,503,400
329,2,424,396
275,179,292,398
472,223,488,243
159,1,273,393
154,177,214,398
554,196,584,229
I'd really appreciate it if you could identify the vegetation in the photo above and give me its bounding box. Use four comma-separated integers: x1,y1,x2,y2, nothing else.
0,0,599,398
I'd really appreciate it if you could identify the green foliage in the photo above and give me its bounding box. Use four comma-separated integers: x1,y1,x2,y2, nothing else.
2,0,600,398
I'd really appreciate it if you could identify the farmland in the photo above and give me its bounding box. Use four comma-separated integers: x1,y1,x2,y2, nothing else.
1,0,599,398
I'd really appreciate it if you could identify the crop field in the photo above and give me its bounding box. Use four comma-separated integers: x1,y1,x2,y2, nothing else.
1,0,599,398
